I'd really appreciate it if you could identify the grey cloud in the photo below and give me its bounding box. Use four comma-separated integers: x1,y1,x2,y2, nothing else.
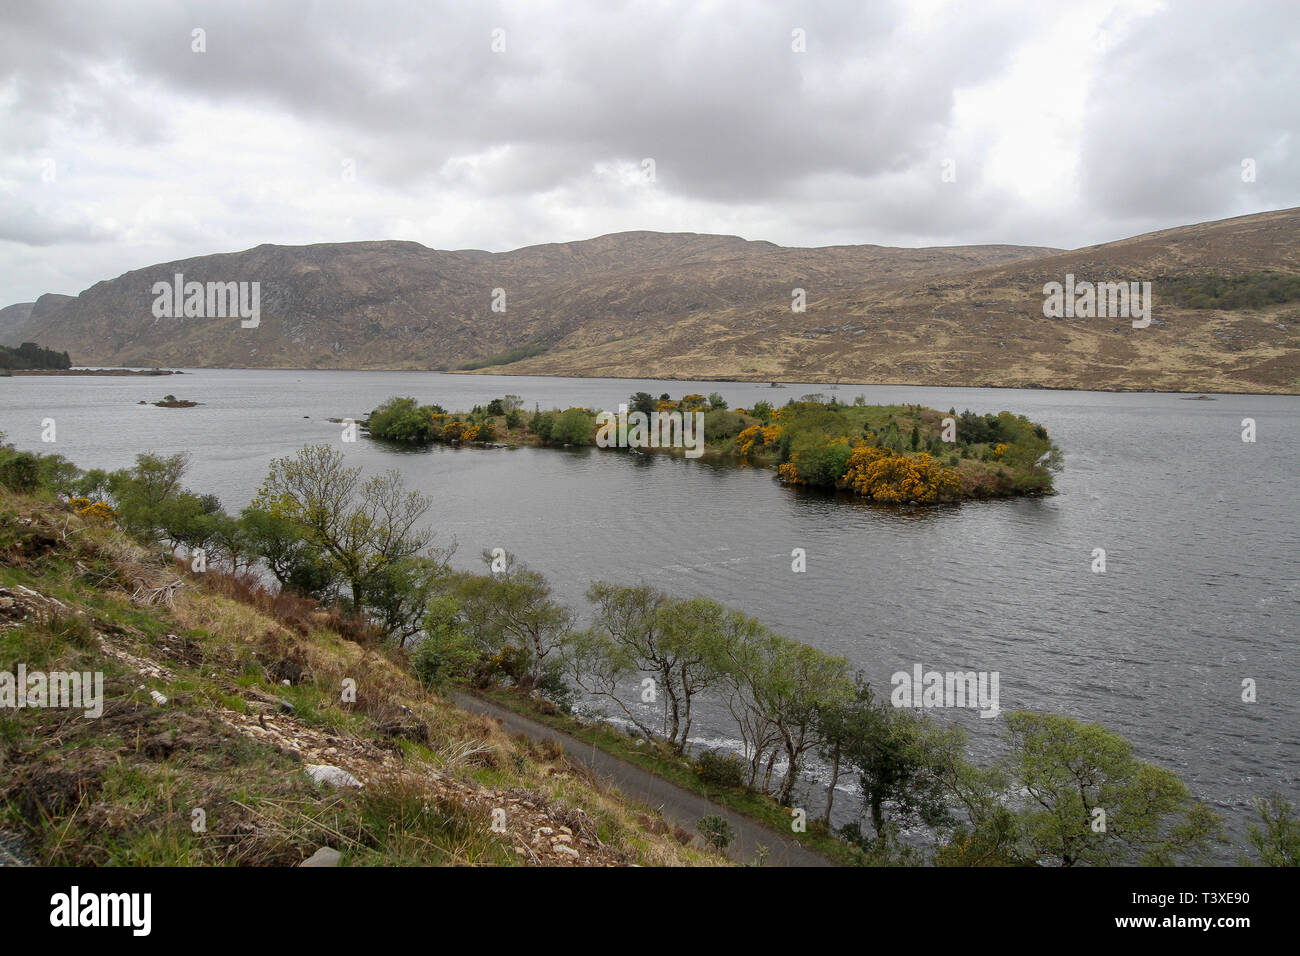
0,0,1296,304
1079,0,1300,220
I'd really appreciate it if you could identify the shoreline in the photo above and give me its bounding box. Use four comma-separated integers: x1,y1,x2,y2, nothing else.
4,368,183,376
25,363,1295,396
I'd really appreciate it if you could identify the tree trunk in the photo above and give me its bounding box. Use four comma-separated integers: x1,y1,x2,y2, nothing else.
666,688,681,750
824,743,841,823
778,739,799,806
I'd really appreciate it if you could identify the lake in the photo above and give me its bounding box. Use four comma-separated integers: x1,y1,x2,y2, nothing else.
2,368,1296,855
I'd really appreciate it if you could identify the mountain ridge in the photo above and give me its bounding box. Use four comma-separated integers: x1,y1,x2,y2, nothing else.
6,209,1298,392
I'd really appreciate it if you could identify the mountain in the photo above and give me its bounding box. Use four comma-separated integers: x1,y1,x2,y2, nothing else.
0,302,34,344
0,293,74,347
8,209,1300,392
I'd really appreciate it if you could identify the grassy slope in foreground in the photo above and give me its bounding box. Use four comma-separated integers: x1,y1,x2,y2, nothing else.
0,489,723,867
365,393,1064,503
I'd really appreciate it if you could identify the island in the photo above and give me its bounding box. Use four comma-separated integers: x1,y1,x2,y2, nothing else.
147,394,201,408
356,391,1063,503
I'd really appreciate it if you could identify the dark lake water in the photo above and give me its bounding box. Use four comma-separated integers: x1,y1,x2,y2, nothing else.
2,369,1296,857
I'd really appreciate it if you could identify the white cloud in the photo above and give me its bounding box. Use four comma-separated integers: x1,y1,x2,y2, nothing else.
0,0,1295,304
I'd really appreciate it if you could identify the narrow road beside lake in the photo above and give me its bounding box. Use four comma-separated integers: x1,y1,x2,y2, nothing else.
450,690,835,867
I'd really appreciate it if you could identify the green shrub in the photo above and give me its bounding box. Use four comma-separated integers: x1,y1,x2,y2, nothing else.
0,452,41,492
369,397,437,443
528,412,555,443
694,748,746,788
697,814,735,850
537,658,575,714
702,409,745,444
553,408,595,446
411,597,479,690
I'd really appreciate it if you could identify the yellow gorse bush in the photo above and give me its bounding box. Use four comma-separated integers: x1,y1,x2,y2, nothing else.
738,422,784,457
68,496,117,525
844,447,959,503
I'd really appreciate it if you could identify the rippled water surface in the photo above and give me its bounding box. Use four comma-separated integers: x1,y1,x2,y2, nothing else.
3,369,1296,853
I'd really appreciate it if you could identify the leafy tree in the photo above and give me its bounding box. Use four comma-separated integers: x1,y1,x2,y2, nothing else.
0,342,71,370
834,698,961,843
31,453,81,495
155,492,215,553
814,674,877,823
528,411,555,443
253,445,438,630
553,408,595,445
361,554,449,646
629,392,657,417
707,392,728,410
785,434,853,486
369,396,437,442
240,506,336,598
1242,793,1300,866
568,584,725,752
411,595,480,689
71,467,112,502
453,551,574,689
710,619,852,803
100,453,190,542
1003,711,1222,866
933,757,1026,867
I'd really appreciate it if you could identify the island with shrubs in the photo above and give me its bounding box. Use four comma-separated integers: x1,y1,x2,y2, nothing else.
361,391,1063,503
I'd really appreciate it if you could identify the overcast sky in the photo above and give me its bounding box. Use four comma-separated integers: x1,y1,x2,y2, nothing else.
1,0,1297,305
